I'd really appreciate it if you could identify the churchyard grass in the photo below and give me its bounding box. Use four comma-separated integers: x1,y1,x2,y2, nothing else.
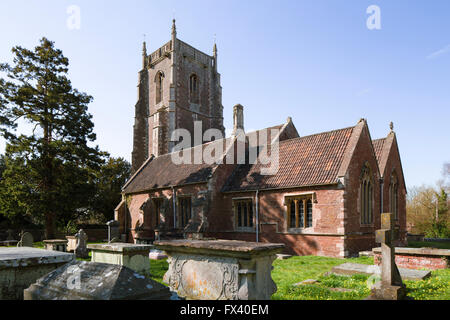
148,255,450,300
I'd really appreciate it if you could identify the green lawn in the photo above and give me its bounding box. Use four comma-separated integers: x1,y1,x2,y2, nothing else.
148,255,450,300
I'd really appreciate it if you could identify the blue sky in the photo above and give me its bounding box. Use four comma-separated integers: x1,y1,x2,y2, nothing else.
0,0,449,188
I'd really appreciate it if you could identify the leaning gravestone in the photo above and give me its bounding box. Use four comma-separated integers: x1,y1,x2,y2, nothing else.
368,213,407,300
107,220,120,243
17,232,34,247
24,260,172,300
74,229,89,259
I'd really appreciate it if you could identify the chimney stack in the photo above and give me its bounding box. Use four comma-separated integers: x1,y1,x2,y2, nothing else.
233,104,244,134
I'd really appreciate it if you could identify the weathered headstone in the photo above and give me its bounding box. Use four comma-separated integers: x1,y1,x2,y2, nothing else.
17,231,34,247
368,213,407,300
74,229,89,259
24,260,173,300
106,220,120,243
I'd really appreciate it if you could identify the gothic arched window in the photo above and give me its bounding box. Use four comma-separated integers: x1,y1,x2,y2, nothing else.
360,163,374,225
189,74,199,104
155,71,164,104
390,171,399,220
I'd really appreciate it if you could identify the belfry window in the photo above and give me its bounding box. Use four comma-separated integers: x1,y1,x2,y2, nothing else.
390,172,399,220
155,72,163,104
189,74,199,104
360,163,374,225
286,195,313,229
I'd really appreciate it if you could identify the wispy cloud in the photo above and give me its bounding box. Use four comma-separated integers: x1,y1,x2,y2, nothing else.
426,44,450,60
356,88,372,97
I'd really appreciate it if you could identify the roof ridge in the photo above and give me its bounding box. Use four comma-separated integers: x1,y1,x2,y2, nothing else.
280,125,355,145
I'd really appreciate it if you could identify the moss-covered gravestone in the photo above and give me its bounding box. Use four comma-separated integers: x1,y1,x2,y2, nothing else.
24,260,172,300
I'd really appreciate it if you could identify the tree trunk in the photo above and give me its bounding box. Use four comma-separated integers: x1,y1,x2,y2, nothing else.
45,212,56,239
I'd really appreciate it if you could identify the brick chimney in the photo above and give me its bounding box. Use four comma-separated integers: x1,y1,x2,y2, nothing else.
233,104,244,135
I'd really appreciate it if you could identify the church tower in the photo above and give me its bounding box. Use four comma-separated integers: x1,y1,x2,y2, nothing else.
131,20,224,173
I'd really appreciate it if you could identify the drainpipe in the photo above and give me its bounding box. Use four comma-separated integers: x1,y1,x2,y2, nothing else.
124,196,128,243
172,186,177,229
380,179,384,214
255,190,259,243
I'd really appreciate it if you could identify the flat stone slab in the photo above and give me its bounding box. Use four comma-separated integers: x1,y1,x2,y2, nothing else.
0,247,74,269
24,260,172,300
330,263,431,280
87,243,153,253
372,247,450,256
154,240,285,259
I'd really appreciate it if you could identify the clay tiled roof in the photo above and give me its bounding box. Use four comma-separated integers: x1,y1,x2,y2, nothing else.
372,138,386,164
222,126,355,192
122,142,229,194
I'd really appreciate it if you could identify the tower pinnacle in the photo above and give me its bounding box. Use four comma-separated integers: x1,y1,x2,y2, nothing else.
172,19,177,36
142,40,147,69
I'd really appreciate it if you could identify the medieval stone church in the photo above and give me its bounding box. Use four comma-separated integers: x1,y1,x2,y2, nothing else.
115,21,407,258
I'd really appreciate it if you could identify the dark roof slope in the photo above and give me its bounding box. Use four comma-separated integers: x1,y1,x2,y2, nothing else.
222,126,355,192
122,142,225,194
372,138,386,164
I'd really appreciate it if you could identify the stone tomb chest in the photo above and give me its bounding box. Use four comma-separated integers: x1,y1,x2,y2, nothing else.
87,243,152,276
0,247,74,299
154,240,285,300
44,239,68,252
24,260,172,300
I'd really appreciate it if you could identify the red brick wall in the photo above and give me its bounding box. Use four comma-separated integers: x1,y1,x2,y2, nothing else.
374,252,449,270
206,186,346,258
380,137,407,244
343,124,381,255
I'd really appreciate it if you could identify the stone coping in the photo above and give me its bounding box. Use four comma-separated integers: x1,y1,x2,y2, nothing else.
0,247,74,269
372,247,450,257
154,240,285,259
43,239,68,243
87,243,154,253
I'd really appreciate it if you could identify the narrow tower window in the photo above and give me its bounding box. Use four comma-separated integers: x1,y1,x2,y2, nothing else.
189,74,199,104
155,72,164,104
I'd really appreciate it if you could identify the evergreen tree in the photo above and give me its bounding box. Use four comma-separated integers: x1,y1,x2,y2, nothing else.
89,157,131,223
0,38,104,238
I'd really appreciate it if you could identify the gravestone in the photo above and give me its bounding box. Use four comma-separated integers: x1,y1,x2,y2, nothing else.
24,260,172,300
368,213,407,300
74,229,89,259
17,231,34,247
107,220,120,243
